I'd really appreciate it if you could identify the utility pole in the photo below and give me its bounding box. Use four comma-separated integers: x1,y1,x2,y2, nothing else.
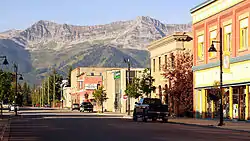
53,73,56,108
41,87,43,107
124,58,131,116
48,76,50,105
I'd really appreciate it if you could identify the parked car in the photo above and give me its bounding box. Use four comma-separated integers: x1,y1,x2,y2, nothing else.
80,102,94,112
71,103,80,111
9,104,19,112
133,98,169,122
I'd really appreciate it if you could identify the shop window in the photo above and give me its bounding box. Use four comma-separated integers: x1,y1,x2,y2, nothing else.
240,18,248,50
197,35,204,60
209,30,217,58
224,24,232,53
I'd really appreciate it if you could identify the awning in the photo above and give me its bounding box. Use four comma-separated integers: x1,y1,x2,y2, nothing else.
195,81,250,89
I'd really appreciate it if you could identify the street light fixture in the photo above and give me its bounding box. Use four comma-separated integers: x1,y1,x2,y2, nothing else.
208,27,224,126
0,56,8,65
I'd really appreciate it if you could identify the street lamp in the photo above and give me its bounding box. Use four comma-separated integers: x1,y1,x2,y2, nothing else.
124,58,131,116
208,27,224,126
14,63,23,116
0,56,9,65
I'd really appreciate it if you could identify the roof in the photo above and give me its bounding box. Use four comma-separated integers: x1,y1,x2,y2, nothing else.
147,32,193,51
190,0,216,14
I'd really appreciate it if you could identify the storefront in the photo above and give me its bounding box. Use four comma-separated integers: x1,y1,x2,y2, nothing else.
191,0,250,120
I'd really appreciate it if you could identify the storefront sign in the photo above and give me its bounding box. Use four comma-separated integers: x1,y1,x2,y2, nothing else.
85,84,97,90
114,71,121,79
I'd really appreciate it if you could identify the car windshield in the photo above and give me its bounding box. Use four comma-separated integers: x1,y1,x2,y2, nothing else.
143,98,161,105
73,104,79,107
82,102,92,105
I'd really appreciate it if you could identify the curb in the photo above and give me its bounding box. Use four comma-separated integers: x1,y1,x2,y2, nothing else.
167,121,250,133
122,116,133,119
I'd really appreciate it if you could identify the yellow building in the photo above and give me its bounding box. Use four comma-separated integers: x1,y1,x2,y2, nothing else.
191,0,250,120
147,32,193,100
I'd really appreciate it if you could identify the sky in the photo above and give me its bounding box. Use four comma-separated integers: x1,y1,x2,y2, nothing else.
0,0,205,32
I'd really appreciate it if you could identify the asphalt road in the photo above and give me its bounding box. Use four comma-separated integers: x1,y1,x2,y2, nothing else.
6,111,250,141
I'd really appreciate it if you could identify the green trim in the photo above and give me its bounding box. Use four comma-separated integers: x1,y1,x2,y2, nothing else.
193,54,250,71
195,81,250,89
190,0,216,14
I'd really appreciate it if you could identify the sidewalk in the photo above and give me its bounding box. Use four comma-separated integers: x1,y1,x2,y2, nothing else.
0,114,11,141
168,118,250,132
122,115,250,132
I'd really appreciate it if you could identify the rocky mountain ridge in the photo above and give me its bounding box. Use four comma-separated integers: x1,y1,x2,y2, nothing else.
0,16,192,84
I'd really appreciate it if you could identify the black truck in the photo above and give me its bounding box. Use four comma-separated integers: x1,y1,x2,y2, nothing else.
133,98,168,122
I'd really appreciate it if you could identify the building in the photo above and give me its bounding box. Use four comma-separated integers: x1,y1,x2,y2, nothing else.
191,0,250,120
105,68,145,113
147,32,193,101
62,87,72,108
70,67,145,113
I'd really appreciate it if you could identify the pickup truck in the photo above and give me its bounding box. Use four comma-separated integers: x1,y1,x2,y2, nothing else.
133,98,168,122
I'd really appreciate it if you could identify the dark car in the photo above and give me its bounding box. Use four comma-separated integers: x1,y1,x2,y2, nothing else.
133,98,168,122
80,102,94,112
71,103,80,111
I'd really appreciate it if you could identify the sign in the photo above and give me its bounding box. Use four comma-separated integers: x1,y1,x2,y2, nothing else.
114,71,121,79
85,84,97,90
223,51,230,73
123,95,127,99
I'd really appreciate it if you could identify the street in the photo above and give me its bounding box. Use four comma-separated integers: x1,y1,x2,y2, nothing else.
4,111,250,141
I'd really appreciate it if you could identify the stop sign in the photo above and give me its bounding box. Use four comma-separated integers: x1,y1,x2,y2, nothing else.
123,95,127,99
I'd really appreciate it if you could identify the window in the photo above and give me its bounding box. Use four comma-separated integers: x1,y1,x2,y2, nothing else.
198,35,204,60
164,55,167,68
153,59,155,72
240,18,248,50
79,81,83,89
209,30,217,58
171,53,174,68
91,72,94,76
159,57,161,71
224,24,232,53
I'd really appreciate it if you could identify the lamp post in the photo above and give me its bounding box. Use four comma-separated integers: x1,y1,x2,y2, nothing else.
208,27,224,126
124,58,131,116
13,63,23,116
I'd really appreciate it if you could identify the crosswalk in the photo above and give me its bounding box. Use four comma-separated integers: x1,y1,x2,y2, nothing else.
7,118,48,141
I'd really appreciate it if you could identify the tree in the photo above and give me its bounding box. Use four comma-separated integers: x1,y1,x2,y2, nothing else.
139,68,156,97
162,51,193,117
0,70,13,116
125,77,141,99
21,82,32,106
92,86,107,113
67,65,73,87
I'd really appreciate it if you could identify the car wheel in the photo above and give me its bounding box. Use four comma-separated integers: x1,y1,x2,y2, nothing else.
142,115,148,122
133,114,138,121
152,117,157,121
162,117,168,123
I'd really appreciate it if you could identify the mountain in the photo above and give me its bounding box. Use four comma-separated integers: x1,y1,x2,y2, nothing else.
0,16,191,84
